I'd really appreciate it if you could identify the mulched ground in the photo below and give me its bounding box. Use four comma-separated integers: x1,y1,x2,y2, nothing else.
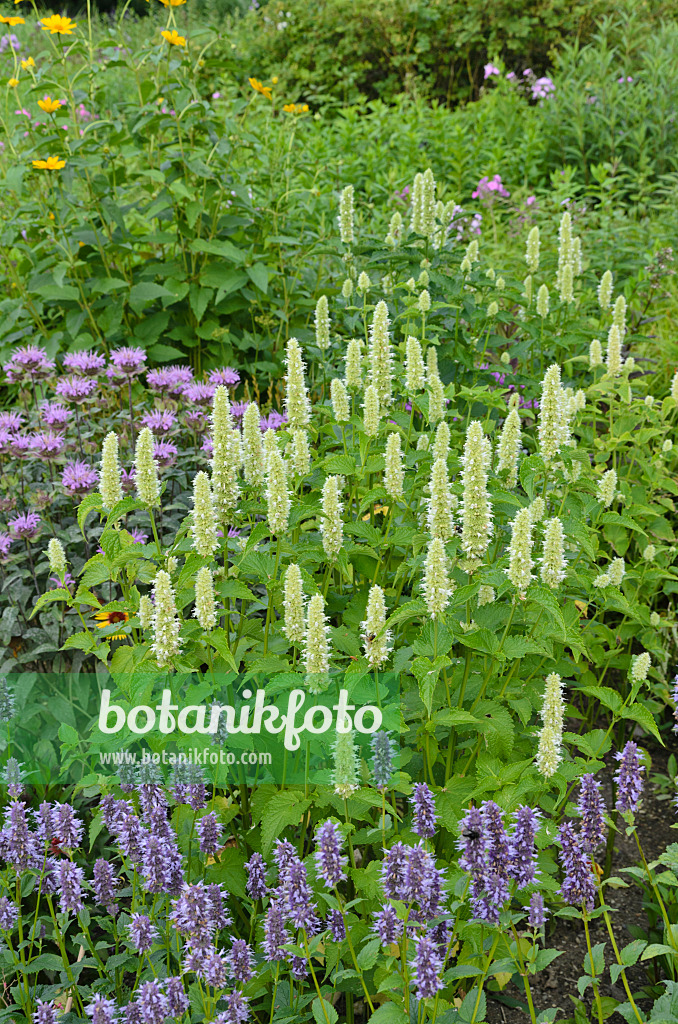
486,745,676,1023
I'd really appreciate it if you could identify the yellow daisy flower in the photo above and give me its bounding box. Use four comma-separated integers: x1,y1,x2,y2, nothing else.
93,609,129,640
282,102,309,114
40,14,76,33
158,0,187,6
32,156,66,170
0,15,24,24
160,28,186,46
21,57,34,69
248,77,272,100
38,95,63,113
7,77,18,88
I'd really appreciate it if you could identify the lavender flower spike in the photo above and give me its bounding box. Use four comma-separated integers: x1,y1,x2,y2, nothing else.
411,782,437,839
557,822,596,910
244,852,267,900
508,806,541,888
614,741,645,814
86,995,118,1024
413,932,444,999
578,774,606,851
314,820,348,888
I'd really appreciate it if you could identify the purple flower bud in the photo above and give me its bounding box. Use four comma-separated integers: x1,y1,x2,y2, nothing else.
0,896,18,931
86,995,118,1024
215,991,249,1024
51,803,84,849
165,978,189,1017
508,806,541,888
290,955,308,979
370,731,395,789
457,807,488,873
413,933,444,999
373,905,402,946
135,980,168,1024
34,1001,58,1024
244,852,267,900
283,860,320,932
314,821,347,888
578,775,606,851
381,841,409,899
411,783,437,839
197,812,222,856
557,822,596,910
56,860,85,915
129,913,156,953
525,892,547,929
202,950,228,988
229,938,254,982
92,859,119,915
262,899,290,961
614,741,644,813
326,909,345,942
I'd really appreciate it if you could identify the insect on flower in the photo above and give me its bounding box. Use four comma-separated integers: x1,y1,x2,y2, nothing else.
93,610,130,640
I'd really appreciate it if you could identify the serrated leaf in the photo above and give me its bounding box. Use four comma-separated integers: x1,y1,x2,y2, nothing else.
78,492,103,533
620,703,662,743
312,998,338,1024
30,588,71,618
259,792,312,855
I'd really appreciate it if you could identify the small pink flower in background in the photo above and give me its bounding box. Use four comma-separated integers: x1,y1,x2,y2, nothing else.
526,195,537,207
483,63,500,79
212,91,221,99
532,77,555,100
617,75,633,84
506,72,516,81
472,174,510,202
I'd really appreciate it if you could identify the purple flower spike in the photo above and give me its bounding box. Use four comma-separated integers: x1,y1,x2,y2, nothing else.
381,841,409,899
86,995,118,1024
526,892,547,929
578,775,606,851
244,852,267,900
557,822,596,910
457,807,488,873
411,782,437,839
196,811,222,856
34,1001,58,1024
216,992,249,1024
614,741,644,814
165,978,189,1017
314,820,348,888
229,938,254,982
370,731,395,789
56,860,85,914
508,806,540,888
327,908,345,941
413,932,444,999
92,859,119,915
135,980,168,1024
373,905,402,946
129,912,156,953
263,899,290,961
0,895,18,931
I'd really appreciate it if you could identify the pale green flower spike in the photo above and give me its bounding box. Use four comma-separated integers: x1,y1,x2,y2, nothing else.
263,428,280,470
663,438,673,453
418,289,431,313
536,672,564,778
194,565,216,631
363,384,380,437
166,556,178,574
410,168,436,238
338,184,354,245
624,356,635,373
47,537,66,578
331,730,360,797
487,300,499,317
284,338,312,429
643,544,656,561
460,256,472,274
99,431,123,511
426,345,439,381
342,278,353,299
486,267,495,281
134,427,160,508
606,324,623,377
536,283,549,317
597,468,617,507
630,651,651,683
506,507,534,597
497,405,521,488
540,517,566,589
331,378,350,423
559,262,574,305
574,389,586,412
461,420,493,566
645,395,655,408
304,592,331,693
608,558,625,586
211,386,241,519
496,276,505,291
242,401,265,487
671,370,678,401
650,611,661,627
361,584,391,668
418,269,429,288
571,236,582,276
315,294,331,352
283,563,305,644
428,374,445,425
556,210,572,292
538,364,568,463
416,435,429,452
589,339,603,368
465,238,479,264
191,470,218,558
427,457,455,542
598,269,613,309
477,585,495,607
523,275,533,304
526,225,540,272
422,536,452,619
406,336,426,392
290,429,311,477
385,210,403,248
432,421,451,462
357,271,370,293
613,294,627,336
345,339,363,390
384,432,404,500
529,496,545,522
266,450,291,536
321,475,343,560
151,569,182,669
368,300,393,405
139,594,153,630
593,573,610,588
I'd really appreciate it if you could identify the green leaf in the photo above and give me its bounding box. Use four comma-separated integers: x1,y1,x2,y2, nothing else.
247,263,269,293
312,998,338,1024
356,937,381,970
208,629,239,672
30,588,71,618
620,703,662,743
20,953,66,974
191,238,245,263
412,656,450,716
260,792,312,856
78,492,103,534
129,281,172,314
61,631,96,653
367,1005,406,1024
641,943,676,960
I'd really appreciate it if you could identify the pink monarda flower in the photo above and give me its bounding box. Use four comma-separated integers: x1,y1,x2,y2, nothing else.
208,367,240,387
55,375,97,403
29,432,65,460
141,410,176,434
4,345,55,382
0,411,23,431
147,365,193,396
63,350,106,376
62,460,98,495
110,346,147,377
184,382,216,406
8,511,41,539
39,401,69,431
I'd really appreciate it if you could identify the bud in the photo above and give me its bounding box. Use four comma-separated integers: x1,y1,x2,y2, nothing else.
194,566,216,631
536,284,549,317
331,378,350,423
47,537,67,578
540,517,566,589
289,429,311,477
589,339,603,368
385,210,403,248
368,300,393,406
384,432,404,500
574,389,586,412
357,271,370,293
134,427,160,507
416,435,429,452
139,594,153,630
418,269,429,288
427,457,455,541
345,339,363,390
363,385,380,437
613,294,627,336
464,239,479,264
283,563,305,643
342,278,353,300
211,386,241,518
625,356,635,373
538,364,568,463
487,300,499,317
338,184,354,245
630,651,650,683
151,570,182,669
242,401,265,486
663,438,673,453
461,421,493,566
477,585,495,607
191,470,218,557
497,406,521,488
650,610,661,627
426,345,438,381
422,537,452,619
506,507,534,597
529,496,545,523
608,557,625,586
496,276,505,291
284,337,312,430
427,374,445,425
266,450,291,535
642,543,656,561
99,431,123,511
406,336,426,391
432,421,450,462
559,262,574,305
332,730,360,797
523,275,533,304
606,324,623,377
556,210,572,291
361,584,391,668
536,672,564,778
304,593,331,693
526,225,540,272
315,295,331,352
418,289,431,314
597,468,617,507
671,370,678,402
597,270,613,310
321,475,343,560
410,168,436,238
645,395,655,408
